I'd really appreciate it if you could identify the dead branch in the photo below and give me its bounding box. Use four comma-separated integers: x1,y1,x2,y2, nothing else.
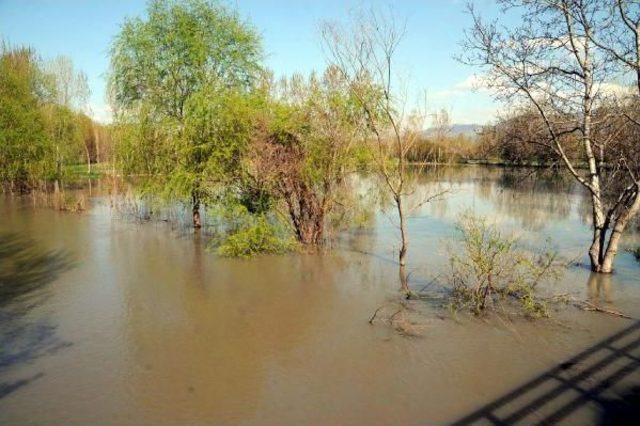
368,305,385,324
578,300,634,319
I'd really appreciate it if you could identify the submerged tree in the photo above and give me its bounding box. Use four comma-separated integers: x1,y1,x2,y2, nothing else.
246,68,370,246
109,0,264,228
588,0,640,272
322,9,430,294
449,214,560,318
463,0,640,273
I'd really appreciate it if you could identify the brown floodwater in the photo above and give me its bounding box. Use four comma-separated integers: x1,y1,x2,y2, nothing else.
1,166,640,425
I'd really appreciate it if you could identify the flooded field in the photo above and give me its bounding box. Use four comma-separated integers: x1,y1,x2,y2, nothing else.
1,166,639,425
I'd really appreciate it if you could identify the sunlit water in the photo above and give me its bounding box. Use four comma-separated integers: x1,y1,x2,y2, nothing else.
1,166,639,425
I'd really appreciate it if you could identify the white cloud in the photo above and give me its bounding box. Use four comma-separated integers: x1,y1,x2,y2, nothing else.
87,101,113,124
430,74,490,101
452,74,491,92
596,82,632,97
427,74,496,124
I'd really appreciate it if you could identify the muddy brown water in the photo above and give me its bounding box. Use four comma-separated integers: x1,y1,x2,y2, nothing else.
1,166,639,425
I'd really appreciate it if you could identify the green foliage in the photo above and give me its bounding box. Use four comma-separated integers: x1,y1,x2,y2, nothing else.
110,0,262,118
0,45,53,190
0,43,98,192
41,104,86,180
186,86,264,183
109,0,265,205
448,213,561,318
242,68,372,244
632,246,640,262
217,218,294,258
214,204,295,258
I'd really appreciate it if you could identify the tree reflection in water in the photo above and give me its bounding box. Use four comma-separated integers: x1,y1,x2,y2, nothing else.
0,233,73,399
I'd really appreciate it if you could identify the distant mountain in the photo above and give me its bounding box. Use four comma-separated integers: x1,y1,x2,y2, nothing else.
423,124,482,138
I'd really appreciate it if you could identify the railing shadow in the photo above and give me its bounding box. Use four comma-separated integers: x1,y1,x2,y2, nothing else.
453,320,640,425
0,232,74,400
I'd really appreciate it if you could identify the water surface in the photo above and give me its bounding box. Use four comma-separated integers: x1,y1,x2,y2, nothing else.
1,166,639,425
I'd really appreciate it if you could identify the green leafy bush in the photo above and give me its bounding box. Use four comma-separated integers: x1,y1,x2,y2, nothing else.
448,214,561,318
632,247,640,262
217,215,294,258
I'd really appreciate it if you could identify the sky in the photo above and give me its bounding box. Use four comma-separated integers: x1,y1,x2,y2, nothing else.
0,0,502,124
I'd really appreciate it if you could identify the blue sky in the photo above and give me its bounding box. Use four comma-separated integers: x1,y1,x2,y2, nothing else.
0,0,501,124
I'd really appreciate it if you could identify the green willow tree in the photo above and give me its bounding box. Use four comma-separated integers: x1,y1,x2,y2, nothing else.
109,0,264,228
0,45,54,192
1,44,97,195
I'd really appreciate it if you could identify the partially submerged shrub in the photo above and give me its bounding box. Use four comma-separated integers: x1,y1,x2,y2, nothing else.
448,214,561,318
632,246,640,262
60,193,86,212
217,215,295,258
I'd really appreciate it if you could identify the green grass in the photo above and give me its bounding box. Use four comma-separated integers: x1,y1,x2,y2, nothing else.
64,163,111,179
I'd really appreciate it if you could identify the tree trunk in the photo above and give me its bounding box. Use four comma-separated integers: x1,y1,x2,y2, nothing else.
397,195,408,267
192,192,202,229
582,54,605,273
93,125,100,165
85,145,92,175
399,265,410,296
396,195,412,297
283,189,325,246
53,179,61,211
588,196,606,272
192,203,202,229
600,188,640,273
296,212,324,246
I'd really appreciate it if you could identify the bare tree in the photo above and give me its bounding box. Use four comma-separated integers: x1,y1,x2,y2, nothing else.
462,0,640,273
431,108,452,141
592,0,640,272
430,108,452,163
322,9,431,295
47,55,90,111
47,55,94,173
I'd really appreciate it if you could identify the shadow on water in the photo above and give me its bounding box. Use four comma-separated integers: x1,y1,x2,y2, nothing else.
0,372,44,400
0,232,73,311
0,232,74,400
453,320,640,425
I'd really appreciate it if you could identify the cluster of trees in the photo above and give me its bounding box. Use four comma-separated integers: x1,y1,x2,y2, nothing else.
463,0,640,273
476,111,566,165
108,0,366,244
108,0,428,290
0,44,105,193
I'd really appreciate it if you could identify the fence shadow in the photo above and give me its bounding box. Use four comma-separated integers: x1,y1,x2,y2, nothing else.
453,320,640,425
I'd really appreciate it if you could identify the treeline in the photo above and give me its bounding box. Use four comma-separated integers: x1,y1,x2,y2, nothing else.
403,107,570,166
0,43,108,193
407,103,640,169
475,104,640,168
